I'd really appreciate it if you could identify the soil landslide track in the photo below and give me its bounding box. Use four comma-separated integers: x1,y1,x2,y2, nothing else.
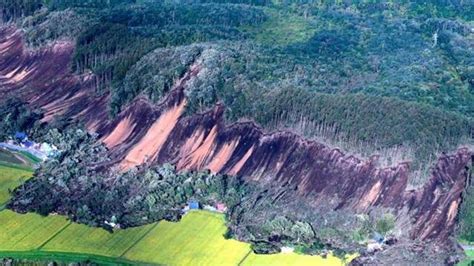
1,26,472,262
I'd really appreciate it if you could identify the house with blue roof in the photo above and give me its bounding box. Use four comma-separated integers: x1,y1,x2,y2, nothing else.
15,132,27,142
23,140,34,148
188,200,200,210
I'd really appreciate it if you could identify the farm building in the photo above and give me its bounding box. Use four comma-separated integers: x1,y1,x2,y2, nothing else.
14,132,27,141
216,203,227,213
203,203,227,213
372,232,384,244
203,205,217,212
188,201,200,210
22,141,34,148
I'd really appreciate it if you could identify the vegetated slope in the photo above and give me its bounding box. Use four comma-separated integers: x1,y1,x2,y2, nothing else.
1,25,473,264
1,1,473,264
0,165,31,206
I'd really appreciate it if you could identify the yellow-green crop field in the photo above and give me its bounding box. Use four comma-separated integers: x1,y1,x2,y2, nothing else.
0,163,354,265
0,165,31,205
123,211,250,265
0,210,69,251
42,221,155,257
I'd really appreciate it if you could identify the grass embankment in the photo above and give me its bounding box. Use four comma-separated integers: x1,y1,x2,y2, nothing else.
0,149,24,165
0,163,354,265
0,149,36,170
242,251,357,266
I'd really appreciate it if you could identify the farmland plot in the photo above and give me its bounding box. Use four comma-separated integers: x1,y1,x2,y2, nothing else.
0,165,31,205
123,211,251,265
0,210,69,251
42,222,155,257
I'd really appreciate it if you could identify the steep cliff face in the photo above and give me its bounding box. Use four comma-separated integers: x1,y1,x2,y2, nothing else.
1,26,472,258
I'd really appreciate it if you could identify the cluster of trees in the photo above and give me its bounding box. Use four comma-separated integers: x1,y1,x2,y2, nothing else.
8,127,247,230
458,170,474,242
73,22,159,91
68,2,265,94
47,0,134,10
0,0,42,22
252,89,473,168
110,45,202,115
0,0,133,22
0,97,43,141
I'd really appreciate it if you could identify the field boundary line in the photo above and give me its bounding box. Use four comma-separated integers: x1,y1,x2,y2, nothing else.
37,221,72,250
237,249,253,266
119,222,159,258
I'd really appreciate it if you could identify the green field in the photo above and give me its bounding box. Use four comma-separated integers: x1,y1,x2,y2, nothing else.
123,211,251,265
42,222,155,257
0,210,352,265
0,149,24,165
0,165,32,205
0,148,39,169
0,163,353,265
0,210,69,251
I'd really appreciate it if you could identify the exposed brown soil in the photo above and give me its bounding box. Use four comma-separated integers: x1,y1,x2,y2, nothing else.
102,115,135,148
120,99,186,169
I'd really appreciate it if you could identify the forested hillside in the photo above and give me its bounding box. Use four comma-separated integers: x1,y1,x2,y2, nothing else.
1,0,473,265
3,0,472,167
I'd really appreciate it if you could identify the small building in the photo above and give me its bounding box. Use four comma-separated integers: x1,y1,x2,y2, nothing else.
23,140,34,148
367,240,383,253
14,132,27,142
372,232,384,244
204,205,217,212
216,203,227,213
188,200,199,210
104,221,121,229
281,247,294,254
182,205,190,213
40,143,59,157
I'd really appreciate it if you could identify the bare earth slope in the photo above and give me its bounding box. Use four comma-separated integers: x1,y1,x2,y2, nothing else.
1,26,472,264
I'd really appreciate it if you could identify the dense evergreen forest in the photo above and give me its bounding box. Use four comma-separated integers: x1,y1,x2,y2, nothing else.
1,0,473,261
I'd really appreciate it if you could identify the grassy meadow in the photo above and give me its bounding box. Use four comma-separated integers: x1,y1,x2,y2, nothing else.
0,162,354,265
0,164,32,205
